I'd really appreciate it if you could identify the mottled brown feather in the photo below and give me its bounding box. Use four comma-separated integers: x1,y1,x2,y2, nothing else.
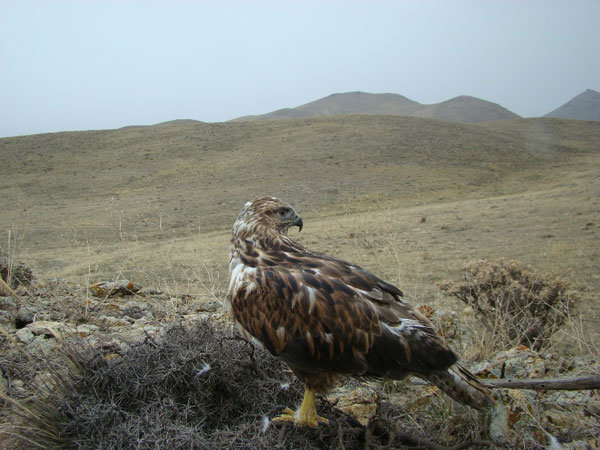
228,197,495,412
228,197,461,396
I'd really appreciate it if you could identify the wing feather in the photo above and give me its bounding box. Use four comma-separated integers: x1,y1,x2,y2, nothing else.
230,247,457,380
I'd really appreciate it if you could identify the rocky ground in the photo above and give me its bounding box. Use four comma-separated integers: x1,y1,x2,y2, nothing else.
1,270,598,448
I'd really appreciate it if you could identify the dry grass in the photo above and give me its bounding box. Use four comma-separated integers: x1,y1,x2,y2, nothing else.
2,116,599,250
1,115,599,446
5,159,598,359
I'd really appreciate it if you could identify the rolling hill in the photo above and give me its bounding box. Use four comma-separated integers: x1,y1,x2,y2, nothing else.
2,115,598,253
1,114,599,350
544,89,600,120
233,91,520,123
2,114,599,449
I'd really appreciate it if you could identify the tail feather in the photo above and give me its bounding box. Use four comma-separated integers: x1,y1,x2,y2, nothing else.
421,364,509,443
421,363,494,410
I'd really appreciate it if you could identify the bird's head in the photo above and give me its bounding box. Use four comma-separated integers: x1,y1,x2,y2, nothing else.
233,196,303,242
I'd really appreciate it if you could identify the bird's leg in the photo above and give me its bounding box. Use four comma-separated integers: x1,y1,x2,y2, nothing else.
271,386,330,427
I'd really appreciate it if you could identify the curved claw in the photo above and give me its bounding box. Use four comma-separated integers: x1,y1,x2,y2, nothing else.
271,408,329,428
271,388,330,428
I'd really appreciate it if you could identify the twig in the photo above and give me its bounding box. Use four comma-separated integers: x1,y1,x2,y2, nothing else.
481,375,600,390
411,375,600,391
0,276,20,299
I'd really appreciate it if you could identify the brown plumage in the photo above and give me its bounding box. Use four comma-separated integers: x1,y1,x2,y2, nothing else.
227,196,493,427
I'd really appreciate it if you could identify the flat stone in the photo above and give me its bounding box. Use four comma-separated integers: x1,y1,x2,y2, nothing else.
16,327,35,344
26,320,75,338
97,315,131,327
326,386,379,426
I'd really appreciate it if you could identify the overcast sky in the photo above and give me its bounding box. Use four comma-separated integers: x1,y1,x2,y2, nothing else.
1,1,599,137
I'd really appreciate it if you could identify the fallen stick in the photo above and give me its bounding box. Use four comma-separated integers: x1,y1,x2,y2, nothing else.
411,375,600,391
480,375,600,391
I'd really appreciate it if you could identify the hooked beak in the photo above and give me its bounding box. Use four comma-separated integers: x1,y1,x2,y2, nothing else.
294,215,303,232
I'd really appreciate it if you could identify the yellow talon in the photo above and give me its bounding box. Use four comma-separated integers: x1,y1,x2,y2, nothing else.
271,407,296,423
271,387,330,428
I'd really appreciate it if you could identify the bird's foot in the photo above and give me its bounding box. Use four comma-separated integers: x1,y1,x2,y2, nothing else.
272,406,330,428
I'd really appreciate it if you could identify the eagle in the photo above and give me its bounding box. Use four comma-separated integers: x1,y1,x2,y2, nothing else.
227,196,494,427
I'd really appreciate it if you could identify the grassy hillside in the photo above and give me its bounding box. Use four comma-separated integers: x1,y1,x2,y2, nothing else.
4,116,596,245
2,116,599,351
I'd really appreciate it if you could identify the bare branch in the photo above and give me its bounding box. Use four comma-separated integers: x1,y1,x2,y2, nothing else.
481,375,600,391
411,375,600,391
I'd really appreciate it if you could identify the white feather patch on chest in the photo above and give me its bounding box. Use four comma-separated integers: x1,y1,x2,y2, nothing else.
228,258,258,301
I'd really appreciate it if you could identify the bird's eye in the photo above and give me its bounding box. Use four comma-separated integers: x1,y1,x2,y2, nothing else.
277,207,289,217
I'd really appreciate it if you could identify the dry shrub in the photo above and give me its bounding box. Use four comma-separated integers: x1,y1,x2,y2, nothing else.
438,260,578,351
0,248,34,289
2,321,450,449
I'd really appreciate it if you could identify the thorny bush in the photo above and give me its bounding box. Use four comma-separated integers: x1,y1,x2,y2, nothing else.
438,260,578,351
2,321,450,449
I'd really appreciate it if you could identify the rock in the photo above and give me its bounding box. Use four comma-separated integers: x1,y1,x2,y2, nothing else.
121,305,145,320
201,300,222,312
89,280,142,297
97,315,131,327
26,320,75,338
17,304,36,325
0,296,17,309
326,386,379,426
76,323,100,337
471,346,600,446
0,309,15,326
139,288,165,296
15,327,35,344
26,335,58,356
471,345,547,379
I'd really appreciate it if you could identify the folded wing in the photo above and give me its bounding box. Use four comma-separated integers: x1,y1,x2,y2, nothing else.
230,250,457,380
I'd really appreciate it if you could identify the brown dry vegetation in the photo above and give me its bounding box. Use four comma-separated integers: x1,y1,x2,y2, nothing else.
1,115,599,446
2,116,599,346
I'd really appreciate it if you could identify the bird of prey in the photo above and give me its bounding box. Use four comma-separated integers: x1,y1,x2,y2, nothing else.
227,196,493,427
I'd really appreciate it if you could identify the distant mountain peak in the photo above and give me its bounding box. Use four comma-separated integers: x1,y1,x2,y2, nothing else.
544,89,600,121
232,91,519,123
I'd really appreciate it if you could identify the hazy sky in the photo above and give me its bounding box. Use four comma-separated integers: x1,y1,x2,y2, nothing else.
1,1,599,137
